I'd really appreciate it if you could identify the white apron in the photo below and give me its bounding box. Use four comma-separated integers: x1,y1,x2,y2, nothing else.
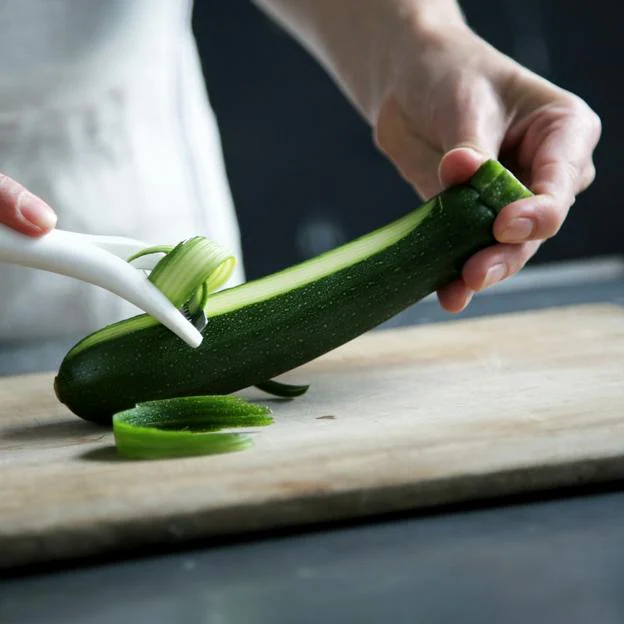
0,0,244,346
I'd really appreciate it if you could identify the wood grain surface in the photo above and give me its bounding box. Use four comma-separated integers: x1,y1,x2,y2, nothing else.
1,304,623,569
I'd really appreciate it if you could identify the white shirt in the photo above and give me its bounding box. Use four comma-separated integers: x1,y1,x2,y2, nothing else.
0,0,244,343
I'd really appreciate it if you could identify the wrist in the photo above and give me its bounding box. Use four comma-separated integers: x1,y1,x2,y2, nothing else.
366,1,471,120
253,0,471,121
357,1,472,122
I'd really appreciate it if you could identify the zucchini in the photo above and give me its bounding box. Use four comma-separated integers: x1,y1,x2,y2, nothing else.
55,160,532,424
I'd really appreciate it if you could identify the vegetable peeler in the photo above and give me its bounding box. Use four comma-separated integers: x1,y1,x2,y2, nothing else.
0,223,204,348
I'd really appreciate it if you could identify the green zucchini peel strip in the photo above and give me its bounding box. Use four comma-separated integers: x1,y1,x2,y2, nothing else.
113,396,273,459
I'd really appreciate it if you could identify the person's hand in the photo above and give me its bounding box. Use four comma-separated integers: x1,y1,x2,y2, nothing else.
253,0,601,311
0,173,57,237
373,24,601,312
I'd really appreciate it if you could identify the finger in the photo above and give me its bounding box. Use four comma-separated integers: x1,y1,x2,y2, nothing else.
497,103,601,243
436,78,508,192
374,96,445,199
0,174,57,236
461,240,542,291
437,279,474,313
530,103,601,199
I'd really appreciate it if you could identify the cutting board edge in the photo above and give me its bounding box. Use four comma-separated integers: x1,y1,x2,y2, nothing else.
3,450,624,572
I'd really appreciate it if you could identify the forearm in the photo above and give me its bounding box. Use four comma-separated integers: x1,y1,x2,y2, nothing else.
251,0,467,120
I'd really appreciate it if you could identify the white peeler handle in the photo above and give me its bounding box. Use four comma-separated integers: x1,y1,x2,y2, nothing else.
0,224,203,348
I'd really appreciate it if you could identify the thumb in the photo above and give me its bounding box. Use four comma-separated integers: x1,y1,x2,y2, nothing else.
436,79,505,188
438,146,489,189
0,174,57,237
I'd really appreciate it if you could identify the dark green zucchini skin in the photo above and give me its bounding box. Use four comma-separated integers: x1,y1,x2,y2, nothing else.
55,163,531,423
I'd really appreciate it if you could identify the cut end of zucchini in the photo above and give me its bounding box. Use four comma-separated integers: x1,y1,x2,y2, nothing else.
469,160,533,213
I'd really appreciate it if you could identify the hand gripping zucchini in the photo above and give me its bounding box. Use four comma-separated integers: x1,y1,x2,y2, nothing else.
55,160,532,424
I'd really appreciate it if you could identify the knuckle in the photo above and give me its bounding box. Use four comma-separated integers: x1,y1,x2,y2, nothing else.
550,159,582,200
565,95,602,141
562,159,581,183
589,110,602,138
582,163,597,189
565,94,592,117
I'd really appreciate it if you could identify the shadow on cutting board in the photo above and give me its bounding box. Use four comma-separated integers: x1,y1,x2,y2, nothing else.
2,419,124,461
1,419,108,448
80,446,123,462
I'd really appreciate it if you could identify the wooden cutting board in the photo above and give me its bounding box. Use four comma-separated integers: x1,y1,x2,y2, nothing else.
1,303,623,569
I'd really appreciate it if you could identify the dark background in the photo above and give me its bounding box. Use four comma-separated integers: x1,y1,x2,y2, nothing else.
192,0,622,280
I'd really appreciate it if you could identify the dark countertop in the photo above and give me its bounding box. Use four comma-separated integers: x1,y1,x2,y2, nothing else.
2,259,624,624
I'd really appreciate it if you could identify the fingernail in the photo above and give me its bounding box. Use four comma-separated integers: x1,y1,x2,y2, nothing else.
458,290,474,312
500,217,534,242
19,195,57,231
482,264,506,289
